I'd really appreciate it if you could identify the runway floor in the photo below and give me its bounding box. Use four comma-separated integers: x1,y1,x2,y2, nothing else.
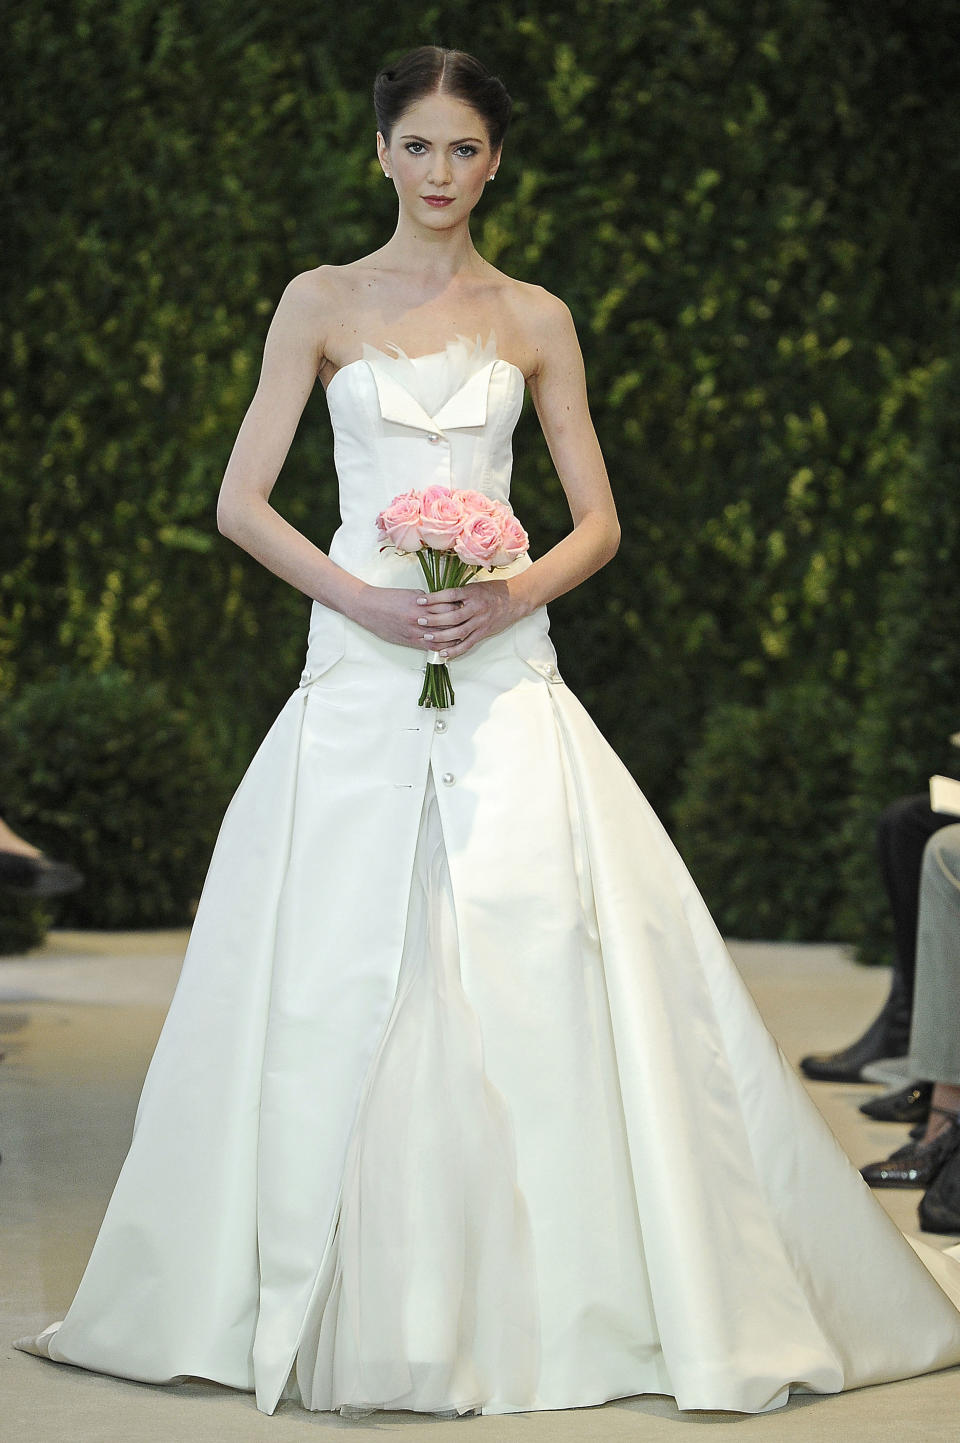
2,931,959,1441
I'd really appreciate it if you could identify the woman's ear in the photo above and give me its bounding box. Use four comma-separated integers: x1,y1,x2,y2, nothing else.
487,146,502,182
376,131,391,179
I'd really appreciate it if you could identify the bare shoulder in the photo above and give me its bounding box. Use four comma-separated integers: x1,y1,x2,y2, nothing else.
512,280,573,330
493,275,578,379
268,264,368,370
274,264,348,323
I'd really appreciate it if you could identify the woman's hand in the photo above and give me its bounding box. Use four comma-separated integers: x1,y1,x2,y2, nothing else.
351,578,526,656
349,586,440,649
410,579,521,659
352,581,516,655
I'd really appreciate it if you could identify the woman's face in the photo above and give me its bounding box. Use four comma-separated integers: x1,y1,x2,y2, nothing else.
377,92,499,227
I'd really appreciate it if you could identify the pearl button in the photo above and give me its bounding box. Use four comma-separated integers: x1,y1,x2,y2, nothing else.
441,771,455,785
426,432,441,444
435,718,447,733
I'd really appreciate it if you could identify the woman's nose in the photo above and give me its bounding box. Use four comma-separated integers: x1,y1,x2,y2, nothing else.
427,154,452,185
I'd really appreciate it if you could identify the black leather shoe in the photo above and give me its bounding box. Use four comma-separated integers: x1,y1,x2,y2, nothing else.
919,1144,960,1234
800,971,912,1083
859,1080,933,1124
861,1115,960,1189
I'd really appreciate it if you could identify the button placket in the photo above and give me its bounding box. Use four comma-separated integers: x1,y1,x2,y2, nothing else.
422,425,451,484
430,714,451,785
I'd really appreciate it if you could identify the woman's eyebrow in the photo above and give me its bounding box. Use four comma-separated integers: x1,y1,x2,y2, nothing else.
398,133,485,145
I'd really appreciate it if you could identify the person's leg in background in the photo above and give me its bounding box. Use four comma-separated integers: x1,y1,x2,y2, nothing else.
860,824,960,1190
801,794,955,1084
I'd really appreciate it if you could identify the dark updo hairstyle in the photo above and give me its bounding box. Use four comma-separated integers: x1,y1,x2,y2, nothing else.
374,46,512,150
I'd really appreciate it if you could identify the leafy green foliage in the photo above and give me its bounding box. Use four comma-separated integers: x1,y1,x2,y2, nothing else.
0,893,51,957
834,341,960,960
0,669,228,931
673,681,856,940
2,0,958,942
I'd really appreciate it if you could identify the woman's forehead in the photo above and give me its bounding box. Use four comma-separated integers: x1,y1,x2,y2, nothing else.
390,92,490,142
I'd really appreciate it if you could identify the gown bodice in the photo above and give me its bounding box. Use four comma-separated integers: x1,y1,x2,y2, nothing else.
301,334,550,688
321,335,527,590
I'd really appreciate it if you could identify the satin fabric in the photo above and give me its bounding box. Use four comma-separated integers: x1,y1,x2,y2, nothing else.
20,337,960,1417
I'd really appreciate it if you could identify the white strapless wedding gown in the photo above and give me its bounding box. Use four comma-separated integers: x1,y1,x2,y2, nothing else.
16,337,960,1418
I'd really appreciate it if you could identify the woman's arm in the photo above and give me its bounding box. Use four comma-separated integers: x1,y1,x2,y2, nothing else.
216,272,440,651
418,291,620,657
513,290,621,612
216,271,363,616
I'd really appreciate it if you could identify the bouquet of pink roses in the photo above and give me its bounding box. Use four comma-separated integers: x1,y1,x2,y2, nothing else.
375,484,530,709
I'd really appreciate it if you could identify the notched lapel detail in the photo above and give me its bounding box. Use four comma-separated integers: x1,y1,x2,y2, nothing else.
368,365,440,434
433,362,496,432
362,340,500,435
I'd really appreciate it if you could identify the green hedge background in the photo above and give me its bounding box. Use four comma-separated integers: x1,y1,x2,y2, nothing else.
2,0,958,949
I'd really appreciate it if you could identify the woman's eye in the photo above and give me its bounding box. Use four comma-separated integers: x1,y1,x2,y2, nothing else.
405,142,426,154
455,145,478,157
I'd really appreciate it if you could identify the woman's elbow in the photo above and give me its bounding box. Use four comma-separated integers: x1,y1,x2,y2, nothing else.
216,495,237,539
580,511,619,568
216,484,249,541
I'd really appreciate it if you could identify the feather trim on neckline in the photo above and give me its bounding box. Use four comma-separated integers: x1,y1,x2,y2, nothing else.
360,334,500,418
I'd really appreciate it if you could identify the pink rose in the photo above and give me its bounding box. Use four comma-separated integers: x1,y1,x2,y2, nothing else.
454,513,504,568
418,486,467,551
489,511,530,567
456,488,498,517
375,490,423,553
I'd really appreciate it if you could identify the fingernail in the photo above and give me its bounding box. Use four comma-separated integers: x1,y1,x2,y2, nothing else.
424,633,434,640
417,596,427,604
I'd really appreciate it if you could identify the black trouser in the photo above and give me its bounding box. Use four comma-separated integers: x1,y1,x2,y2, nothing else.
877,794,958,1002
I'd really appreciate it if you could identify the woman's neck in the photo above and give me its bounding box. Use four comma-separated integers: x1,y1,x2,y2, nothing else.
376,212,486,283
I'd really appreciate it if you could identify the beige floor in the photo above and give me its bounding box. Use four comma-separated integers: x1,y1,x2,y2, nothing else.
2,931,959,1441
